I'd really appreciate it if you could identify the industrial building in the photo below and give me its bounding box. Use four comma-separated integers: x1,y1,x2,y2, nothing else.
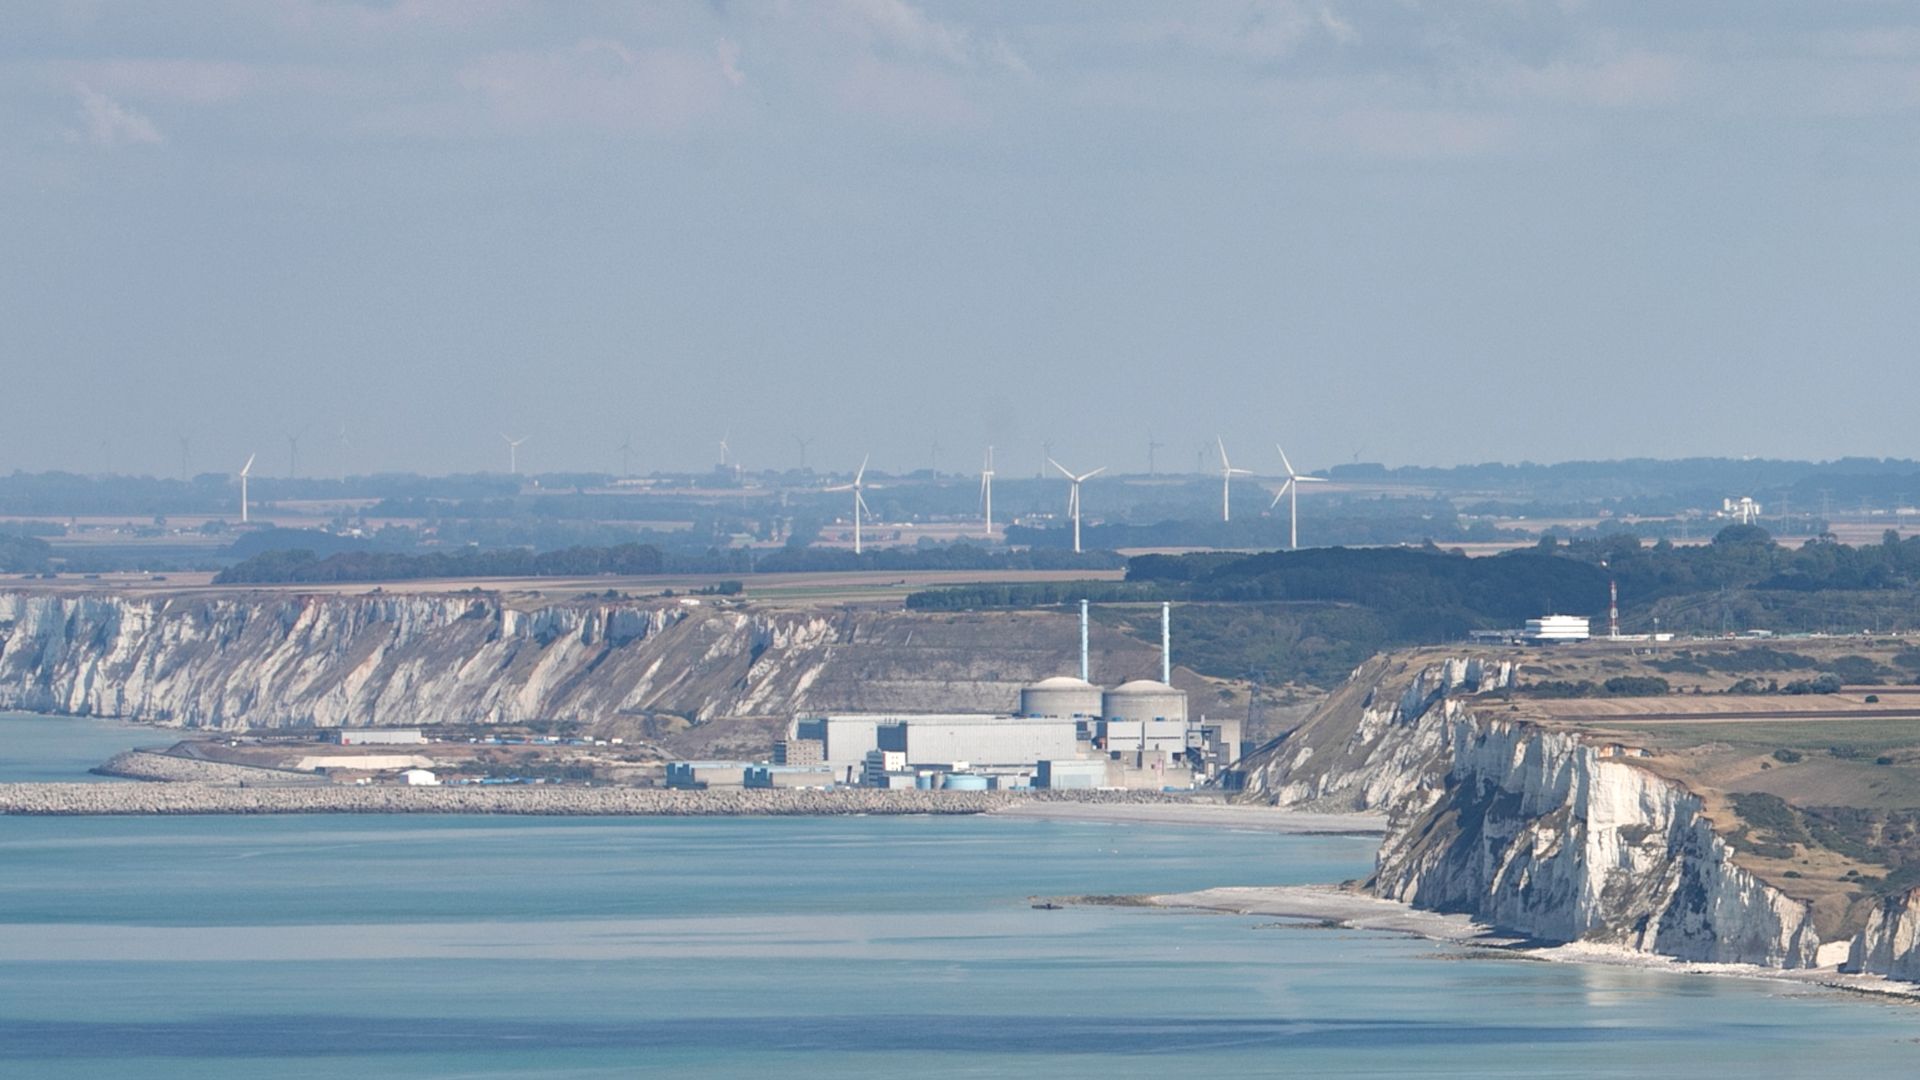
332,729,427,746
743,765,836,789
1526,615,1592,643
773,600,1248,790
877,715,1077,767
1018,676,1103,723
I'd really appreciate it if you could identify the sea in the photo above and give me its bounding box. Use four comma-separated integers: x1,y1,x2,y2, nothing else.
0,712,1915,1077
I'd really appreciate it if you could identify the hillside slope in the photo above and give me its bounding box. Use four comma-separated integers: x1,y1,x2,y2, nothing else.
0,590,1177,744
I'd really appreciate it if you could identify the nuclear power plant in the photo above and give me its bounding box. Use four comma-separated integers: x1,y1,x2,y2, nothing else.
759,601,1243,792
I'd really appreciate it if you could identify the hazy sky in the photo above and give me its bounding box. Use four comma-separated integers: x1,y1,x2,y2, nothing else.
4,1,1919,479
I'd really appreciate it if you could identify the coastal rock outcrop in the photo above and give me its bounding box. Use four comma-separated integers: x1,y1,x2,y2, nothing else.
1847,889,1920,980
1241,652,1823,971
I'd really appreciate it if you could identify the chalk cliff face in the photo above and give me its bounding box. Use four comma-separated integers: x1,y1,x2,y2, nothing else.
1848,890,1920,980
0,590,1157,733
1242,653,1823,971
1374,715,1819,967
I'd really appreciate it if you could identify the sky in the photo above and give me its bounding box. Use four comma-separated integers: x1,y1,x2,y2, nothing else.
3,1,1920,480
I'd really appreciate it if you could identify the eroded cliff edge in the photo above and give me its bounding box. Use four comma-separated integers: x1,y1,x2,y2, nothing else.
0,589,1165,744
1238,653,1920,979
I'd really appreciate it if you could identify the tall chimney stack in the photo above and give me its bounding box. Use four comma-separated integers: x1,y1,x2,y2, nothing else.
1161,601,1171,684
1079,599,1090,682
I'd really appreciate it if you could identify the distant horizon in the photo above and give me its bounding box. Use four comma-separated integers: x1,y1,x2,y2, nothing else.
11,451,1920,484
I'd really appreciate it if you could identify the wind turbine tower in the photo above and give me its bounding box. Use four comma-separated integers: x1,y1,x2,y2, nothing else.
1048,457,1105,554
501,434,527,475
238,453,256,524
1216,437,1252,522
980,446,995,536
1269,444,1328,550
824,455,873,554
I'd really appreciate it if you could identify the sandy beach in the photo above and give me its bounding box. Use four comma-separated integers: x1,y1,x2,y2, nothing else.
1146,884,1920,1002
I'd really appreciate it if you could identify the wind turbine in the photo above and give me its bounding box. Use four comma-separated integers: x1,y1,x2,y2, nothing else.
980,446,995,536
286,427,305,479
824,455,873,554
1269,444,1329,550
793,435,812,470
501,433,526,475
1217,437,1252,523
1048,458,1105,554
177,435,191,482
719,428,732,469
238,453,256,524
1147,433,1165,475
617,435,634,478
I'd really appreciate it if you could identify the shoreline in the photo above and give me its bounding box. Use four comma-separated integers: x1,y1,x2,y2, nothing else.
990,801,1386,834
0,782,1361,824
1142,884,1920,1003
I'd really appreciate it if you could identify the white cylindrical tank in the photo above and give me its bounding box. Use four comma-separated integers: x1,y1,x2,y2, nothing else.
1101,679,1189,724
1019,675,1104,719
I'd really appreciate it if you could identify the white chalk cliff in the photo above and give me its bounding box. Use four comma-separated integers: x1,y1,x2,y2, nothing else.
1244,653,1830,972
0,590,1158,732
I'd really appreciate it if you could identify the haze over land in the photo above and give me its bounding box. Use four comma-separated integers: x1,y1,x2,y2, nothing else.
5,2,1920,477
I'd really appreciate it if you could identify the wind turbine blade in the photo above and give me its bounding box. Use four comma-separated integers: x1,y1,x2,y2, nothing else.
1081,467,1106,481
855,454,869,485
241,453,255,477
1270,479,1293,510
1216,436,1229,472
1048,458,1073,479
1276,444,1297,478
1298,475,1329,483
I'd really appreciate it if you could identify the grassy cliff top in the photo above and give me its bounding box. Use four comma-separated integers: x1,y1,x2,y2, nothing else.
1495,637,1920,940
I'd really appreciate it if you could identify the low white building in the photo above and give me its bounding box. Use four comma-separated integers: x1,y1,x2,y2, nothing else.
400,768,439,786
1525,615,1591,643
334,729,427,746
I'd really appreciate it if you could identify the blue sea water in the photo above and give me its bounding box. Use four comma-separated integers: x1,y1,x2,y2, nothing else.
0,711,170,783
1,716,1916,1077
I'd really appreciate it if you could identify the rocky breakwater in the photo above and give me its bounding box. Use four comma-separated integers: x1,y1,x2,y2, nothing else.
0,785,1207,817
0,590,1157,734
94,750,328,785
1240,652,1824,971
0,784,1019,816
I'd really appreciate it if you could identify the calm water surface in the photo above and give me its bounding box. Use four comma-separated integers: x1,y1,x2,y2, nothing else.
0,722,1916,1077
0,711,172,783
